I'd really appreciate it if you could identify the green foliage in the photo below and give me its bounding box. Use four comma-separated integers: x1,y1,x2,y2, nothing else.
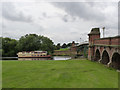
55,43,61,50
0,37,2,49
2,34,54,57
77,45,88,58
40,36,54,54
2,37,18,57
17,34,54,55
83,46,88,58
55,42,72,50
16,34,40,51
66,43,72,47
55,48,69,51
61,43,67,48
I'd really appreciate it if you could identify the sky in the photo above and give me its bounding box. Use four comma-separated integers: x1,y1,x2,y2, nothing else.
0,0,119,45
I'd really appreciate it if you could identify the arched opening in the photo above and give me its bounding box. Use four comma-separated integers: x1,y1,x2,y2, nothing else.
94,49,100,61
101,50,110,65
111,53,120,70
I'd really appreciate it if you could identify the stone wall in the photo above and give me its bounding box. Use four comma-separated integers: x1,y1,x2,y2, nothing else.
53,50,77,56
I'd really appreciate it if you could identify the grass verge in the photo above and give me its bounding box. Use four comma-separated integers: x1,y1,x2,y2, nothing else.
2,60,118,88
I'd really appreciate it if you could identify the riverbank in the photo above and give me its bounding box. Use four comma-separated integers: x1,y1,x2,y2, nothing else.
2,60,118,88
2,56,72,60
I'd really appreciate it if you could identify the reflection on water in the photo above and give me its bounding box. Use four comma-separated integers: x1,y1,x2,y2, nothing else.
18,58,52,60
2,56,71,61
53,56,71,60
2,57,18,60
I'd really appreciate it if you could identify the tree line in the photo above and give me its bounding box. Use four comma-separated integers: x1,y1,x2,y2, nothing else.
1,33,74,57
54,43,72,50
1,34,54,57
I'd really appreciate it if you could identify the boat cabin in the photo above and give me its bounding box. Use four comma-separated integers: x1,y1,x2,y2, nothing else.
17,51,48,58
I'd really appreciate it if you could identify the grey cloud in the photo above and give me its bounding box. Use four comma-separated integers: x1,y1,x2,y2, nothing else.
2,32,20,40
42,12,51,18
2,20,45,40
2,2,33,22
70,31,79,34
42,12,47,18
40,12,54,20
52,2,106,22
62,15,69,22
52,2,118,32
2,24,6,28
62,14,77,22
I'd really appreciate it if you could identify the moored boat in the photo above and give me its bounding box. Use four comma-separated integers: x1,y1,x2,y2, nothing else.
17,51,52,59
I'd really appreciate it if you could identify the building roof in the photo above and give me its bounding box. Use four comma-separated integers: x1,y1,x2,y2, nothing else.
88,28,100,35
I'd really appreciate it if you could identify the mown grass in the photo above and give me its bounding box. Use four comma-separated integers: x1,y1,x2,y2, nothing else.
2,60,118,88
55,48,69,51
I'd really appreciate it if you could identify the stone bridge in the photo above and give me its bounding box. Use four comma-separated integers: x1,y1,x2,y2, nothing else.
88,28,120,70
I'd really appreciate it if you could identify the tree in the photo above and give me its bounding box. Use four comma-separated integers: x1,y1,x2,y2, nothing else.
56,43,61,50
67,43,72,47
17,34,54,55
40,36,54,54
61,43,67,48
2,37,18,57
2,34,54,57
16,34,40,51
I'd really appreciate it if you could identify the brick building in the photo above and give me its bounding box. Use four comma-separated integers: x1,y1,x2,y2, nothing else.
88,28,120,70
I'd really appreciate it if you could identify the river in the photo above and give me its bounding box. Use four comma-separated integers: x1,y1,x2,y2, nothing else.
2,56,71,61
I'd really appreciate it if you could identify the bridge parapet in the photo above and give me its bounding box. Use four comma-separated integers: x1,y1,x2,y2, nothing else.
88,28,120,70
94,36,120,46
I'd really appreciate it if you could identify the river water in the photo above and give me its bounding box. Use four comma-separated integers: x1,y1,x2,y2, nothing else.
2,56,71,61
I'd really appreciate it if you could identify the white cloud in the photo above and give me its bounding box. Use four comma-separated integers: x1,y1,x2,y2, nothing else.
1,1,118,44
2,2,33,22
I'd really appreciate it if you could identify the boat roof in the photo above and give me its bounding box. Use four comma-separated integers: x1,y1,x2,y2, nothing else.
34,51,47,52
19,51,47,53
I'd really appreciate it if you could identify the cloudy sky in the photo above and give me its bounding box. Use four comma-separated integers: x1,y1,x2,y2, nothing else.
0,0,119,44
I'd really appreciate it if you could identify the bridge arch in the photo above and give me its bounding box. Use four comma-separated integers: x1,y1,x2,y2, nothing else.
111,52,120,70
101,50,110,65
94,49,101,61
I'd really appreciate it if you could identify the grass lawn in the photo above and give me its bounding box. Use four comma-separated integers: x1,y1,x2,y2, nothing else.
2,60,118,88
55,48,69,51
